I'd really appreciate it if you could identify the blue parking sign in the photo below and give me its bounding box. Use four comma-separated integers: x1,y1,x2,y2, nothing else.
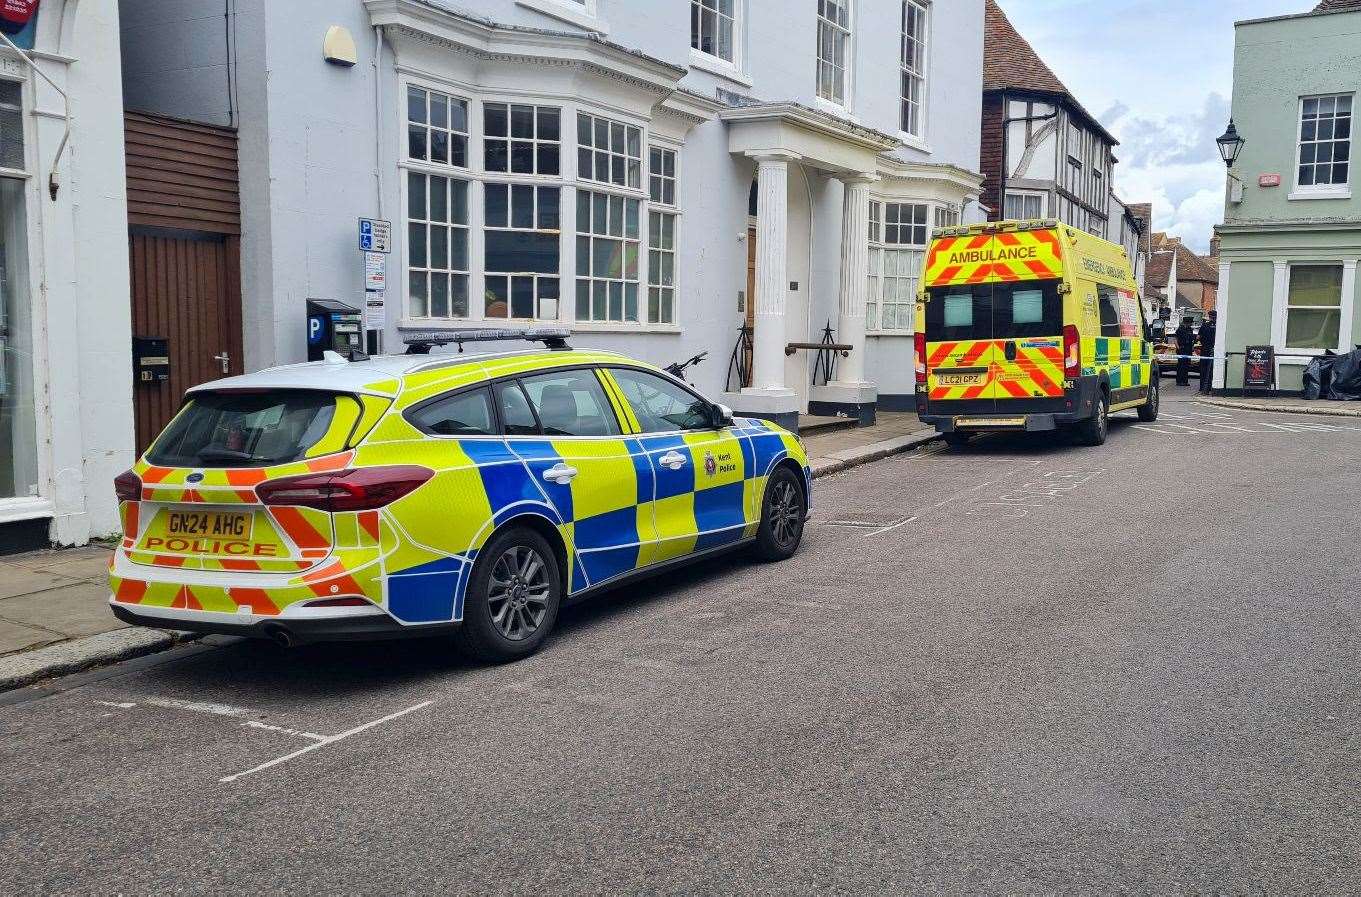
357,218,391,253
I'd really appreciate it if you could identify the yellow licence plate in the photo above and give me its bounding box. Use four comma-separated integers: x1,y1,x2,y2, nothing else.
936,373,985,387
163,509,254,542
956,417,1027,428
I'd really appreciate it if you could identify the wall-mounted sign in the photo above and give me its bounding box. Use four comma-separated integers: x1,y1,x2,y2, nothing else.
1258,174,1282,188
358,217,391,253
0,0,39,49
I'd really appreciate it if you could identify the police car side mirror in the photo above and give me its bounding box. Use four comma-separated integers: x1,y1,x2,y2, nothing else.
710,403,735,429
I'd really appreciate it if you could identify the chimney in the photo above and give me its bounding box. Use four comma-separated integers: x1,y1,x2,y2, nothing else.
1209,235,1221,258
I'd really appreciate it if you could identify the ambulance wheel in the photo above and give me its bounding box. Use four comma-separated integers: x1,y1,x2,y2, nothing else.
1137,378,1160,422
452,526,562,664
753,466,806,561
1075,392,1109,446
942,432,971,448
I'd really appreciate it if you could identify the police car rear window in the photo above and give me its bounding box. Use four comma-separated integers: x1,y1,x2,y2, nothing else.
148,391,339,468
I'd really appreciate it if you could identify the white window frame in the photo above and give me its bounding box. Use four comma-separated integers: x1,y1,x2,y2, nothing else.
575,188,642,324
815,0,854,111
1291,93,1354,201
899,0,929,141
577,111,642,190
690,0,744,77
515,0,608,34
647,144,680,325
483,100,563,179
398,78,676,333
406,171,472,321
1272,260,1358,357
866,199,931,334
1003,190,1046,221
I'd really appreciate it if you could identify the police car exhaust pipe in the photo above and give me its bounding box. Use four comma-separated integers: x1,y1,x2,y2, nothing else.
262,623,296,648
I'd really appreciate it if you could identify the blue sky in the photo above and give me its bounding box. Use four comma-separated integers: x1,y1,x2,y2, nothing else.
997,0,1318,252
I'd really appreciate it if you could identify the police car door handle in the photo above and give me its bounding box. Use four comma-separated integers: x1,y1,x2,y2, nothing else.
658,451,688,470
542,463,578,485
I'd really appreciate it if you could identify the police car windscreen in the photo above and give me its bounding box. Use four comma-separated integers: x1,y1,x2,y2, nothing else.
147,390,339,468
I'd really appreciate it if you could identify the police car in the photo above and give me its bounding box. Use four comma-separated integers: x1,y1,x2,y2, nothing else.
109,330,811,662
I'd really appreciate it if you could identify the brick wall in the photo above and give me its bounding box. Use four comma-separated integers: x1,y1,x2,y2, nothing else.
980,92,1004,220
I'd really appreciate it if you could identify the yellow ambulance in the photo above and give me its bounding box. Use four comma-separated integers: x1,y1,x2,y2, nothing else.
914,219,1158,447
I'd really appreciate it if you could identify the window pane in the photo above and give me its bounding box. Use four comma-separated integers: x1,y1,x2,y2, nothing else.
409,388,494,436
520,370,620,437
1286,308,1341,349
451,228,468,270
496,382,539,436
407,171,426,218
409,271,428,317
484,104,507,136
407,86,427,124
485,275,509,318
408,223,427,267
484,183,508,228
451,180,468,223
511,184,534,229
611,368,711,432
485,231,559,274
538,187,560,230
408,124,426,161
511,105,534,138
1288,265,1343,306
511,276,534,318
430,271,449,318
485,139,508,172
428,176,447,223
538,107,560,141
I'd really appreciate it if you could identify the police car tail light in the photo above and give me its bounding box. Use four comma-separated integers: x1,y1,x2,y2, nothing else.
114,470,142,503
914,332,927,384
257,466,434,512
1063,324,1081,379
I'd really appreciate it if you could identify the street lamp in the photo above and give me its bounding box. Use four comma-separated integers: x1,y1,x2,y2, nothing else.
1217,119,1246,168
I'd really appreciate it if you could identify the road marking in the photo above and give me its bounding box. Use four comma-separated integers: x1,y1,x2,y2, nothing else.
95,701,137,709
242,720,327,742
865,516,918,537
219,700,433,784
144,697,257,718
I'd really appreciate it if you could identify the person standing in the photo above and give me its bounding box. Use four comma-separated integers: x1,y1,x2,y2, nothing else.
1175,316,1195,386
1198,310,1218,394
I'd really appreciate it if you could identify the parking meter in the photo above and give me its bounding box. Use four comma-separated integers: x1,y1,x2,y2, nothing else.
306,298,364,361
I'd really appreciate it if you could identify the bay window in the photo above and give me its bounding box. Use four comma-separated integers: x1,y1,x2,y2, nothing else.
647,146,678,325
576,190,641,323
407,86,469,168
484,103,561,176
867,201,927,331
485,184,561,319
407,172,470,319
577,112,641,189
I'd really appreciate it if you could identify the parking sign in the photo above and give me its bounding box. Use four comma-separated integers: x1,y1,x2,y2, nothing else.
358,218,391,253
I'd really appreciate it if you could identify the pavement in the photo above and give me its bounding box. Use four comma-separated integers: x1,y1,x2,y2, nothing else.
1204,394,1361,417
0,412,939,691
3,389,1360,892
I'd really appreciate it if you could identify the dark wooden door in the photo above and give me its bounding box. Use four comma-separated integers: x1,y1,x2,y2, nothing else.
128,231,243,452
125,111,242,454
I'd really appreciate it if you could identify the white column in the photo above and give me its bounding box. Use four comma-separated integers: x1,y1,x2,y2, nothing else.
747,153,797,394
832,174,877,386
1338,260,1358,352
1212,260,1231,390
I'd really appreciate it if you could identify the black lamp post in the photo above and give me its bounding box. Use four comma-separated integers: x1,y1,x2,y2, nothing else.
1217,119,1246,168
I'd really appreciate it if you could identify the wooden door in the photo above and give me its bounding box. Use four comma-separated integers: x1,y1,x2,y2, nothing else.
128,231,243,452
125,111,242,453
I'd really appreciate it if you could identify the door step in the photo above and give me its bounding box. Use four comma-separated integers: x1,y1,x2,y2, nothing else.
798,414,858,435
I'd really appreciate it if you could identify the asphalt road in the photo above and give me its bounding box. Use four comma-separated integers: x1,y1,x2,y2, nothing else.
3,388,1360,894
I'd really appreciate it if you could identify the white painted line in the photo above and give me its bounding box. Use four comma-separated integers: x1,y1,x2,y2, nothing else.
220,700,433,784
145,697,257,718
95,701,136,709
242,719,327,742
865,515,919,538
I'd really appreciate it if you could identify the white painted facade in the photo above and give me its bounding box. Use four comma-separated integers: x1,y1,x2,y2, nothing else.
120,0,984,426
0,0,134,546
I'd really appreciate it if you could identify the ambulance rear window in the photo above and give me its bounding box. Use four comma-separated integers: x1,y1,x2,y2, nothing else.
148,391,340,468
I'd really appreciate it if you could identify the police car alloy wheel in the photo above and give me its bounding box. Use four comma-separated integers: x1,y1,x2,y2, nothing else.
454,526,562,663
754,467,805,561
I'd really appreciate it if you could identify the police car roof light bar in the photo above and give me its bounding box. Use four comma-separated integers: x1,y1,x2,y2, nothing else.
403,328,572,355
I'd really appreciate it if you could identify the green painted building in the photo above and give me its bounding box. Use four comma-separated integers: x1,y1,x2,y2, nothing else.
1216,0,1361,393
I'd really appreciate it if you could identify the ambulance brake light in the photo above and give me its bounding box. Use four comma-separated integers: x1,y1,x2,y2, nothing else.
1063,324,1081,379
256,466,434,512
914,332,927,384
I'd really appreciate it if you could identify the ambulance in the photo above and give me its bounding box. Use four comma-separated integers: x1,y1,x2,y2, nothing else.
914,219,1159,446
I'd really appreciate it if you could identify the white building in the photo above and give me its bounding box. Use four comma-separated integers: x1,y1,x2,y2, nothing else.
120,0,984,430
1,0,133,550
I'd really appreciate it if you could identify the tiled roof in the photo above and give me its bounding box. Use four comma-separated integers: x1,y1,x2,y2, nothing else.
983,0,1117,145
983,0,1068,94
1151,233,1219,285
1126,202,1153,235
1147,250,1174,290
1315,0,1361,11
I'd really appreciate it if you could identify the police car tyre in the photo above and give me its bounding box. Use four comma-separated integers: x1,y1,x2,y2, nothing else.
453,526,562,663
1137,378,1160,422
753,466,806,561
1075,392,1109,446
